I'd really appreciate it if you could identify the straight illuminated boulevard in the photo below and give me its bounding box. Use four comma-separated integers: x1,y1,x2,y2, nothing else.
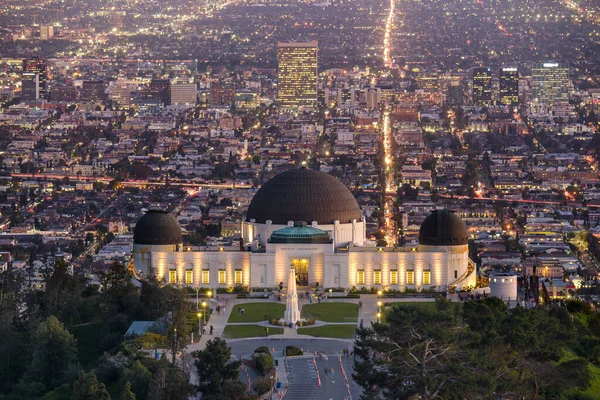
381,0,398,246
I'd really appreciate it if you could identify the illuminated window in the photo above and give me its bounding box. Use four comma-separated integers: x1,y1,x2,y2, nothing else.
390,270,398,285
407,270,415,285
168,270,177,284
423,270,431,285
218,269,226,284
357,270,365,285
185,270,193,284
235,270,243,284
374,270,381,285
202,270,210,284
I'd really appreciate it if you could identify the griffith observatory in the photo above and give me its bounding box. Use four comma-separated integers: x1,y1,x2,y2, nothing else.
132,168,477,291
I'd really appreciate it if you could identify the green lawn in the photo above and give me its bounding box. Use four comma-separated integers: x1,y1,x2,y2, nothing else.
222,325,284,338
228,303,285,323
298,324,357,339
301,303,359,322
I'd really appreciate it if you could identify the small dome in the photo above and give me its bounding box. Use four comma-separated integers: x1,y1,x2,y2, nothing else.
418,210,468,246
246,168,362,225
269,221,332,244
133,210,182,245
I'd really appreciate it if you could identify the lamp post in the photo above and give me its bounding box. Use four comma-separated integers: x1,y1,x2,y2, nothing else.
377,300,382,313
377,312,381,323
196,287,200,311
269,375,274,400
207,290,212,300
201,301,207,324
377,290,382,298
172,327,177,364
197,312,202,337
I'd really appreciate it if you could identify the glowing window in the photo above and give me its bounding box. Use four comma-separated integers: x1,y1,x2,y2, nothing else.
390,270,398,285
374,270,381,285
168,270,177,284
407,270,415,285
423,270,431,285
185,270,193,284
235,270,243,284
357,270,365,285
202,270,210,284
218,269,226,284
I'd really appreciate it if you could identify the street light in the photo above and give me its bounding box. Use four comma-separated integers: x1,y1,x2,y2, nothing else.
377,312,381,323
377,290,383,298
196,287,200,310
201,301,207,324
269,375,274,400
377,300,382,312
207,290,212,299
197,312,202,336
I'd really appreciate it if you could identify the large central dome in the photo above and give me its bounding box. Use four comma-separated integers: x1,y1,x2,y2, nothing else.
246,168,362,225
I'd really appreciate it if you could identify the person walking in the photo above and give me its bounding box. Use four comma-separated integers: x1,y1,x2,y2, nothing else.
209,325,214,335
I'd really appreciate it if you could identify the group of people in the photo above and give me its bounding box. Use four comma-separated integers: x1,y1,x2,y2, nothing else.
340,347,352,358
201,325,214,335
215,305,226,315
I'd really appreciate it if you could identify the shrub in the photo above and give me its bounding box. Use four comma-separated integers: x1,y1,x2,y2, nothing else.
254,376,273,395
254,346,271,356
285,346,303,356
252,352,274,376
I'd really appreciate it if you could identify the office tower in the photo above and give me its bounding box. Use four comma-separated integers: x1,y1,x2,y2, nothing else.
444,77,463,106
149,79,171,106
499,67,519,106
81,81,106,103
21,73,40,101
22,58,47,101
531,62,570,106
416,73,439,92
110,81,137,107
171,83,198,105
209,82,235,105
472,67,492,106
40,26,54,40
277,42,318,109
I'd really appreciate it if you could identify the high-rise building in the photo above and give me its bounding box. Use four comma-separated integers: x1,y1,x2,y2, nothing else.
171,83,197,105
209,82,235,106
277,42,318,109
81,81,106,103
499,67,519,106
443,76,463,107
149,79,171,106
40,26,54,40
472,67,492,106
22,58,47,101
531,62,570,106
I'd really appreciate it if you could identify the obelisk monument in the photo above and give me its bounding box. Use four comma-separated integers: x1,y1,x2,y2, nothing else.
284,268,301,324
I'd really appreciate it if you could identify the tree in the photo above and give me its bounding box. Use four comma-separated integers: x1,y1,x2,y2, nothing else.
29,315,78,390
123,359,152,399
73,371,110,400
121,381,136,400
192,337,245,399
147,357,193,400
353,298,590,400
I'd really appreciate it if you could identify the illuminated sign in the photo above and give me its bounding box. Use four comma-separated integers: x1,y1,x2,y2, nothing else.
543,63,559,68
